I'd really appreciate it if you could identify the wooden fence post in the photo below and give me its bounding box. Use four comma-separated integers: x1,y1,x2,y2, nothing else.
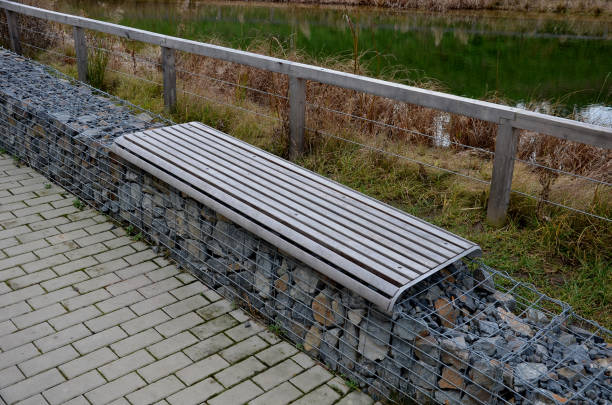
288,75,306,160
161,46,176,113
73,26,88,82
487,119,520,226
4,10,21,55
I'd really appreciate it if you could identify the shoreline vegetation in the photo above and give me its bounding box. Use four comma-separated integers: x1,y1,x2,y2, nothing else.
202,0,610,15
2,5,611,329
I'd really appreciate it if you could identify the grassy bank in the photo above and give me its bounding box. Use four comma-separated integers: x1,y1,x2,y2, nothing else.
216,0,610,15
6,21,611,329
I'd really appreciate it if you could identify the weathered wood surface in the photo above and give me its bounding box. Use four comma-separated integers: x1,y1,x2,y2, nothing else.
113,122,481,312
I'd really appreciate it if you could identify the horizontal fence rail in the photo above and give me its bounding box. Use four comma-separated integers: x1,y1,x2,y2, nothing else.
0,0,610,225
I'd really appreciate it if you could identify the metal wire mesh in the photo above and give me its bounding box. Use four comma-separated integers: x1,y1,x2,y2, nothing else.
0,49,610,405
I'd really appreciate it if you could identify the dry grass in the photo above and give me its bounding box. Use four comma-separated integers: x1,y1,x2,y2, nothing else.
246,0,611,15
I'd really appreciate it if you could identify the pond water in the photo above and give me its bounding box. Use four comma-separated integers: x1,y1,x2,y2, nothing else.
53,0,612,118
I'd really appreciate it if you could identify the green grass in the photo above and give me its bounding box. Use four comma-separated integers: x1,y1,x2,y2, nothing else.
39,55,612,330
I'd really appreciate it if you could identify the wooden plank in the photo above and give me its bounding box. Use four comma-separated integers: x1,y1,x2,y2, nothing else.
113,142,396,310
164,124,459,260
113,137,403,297
73,26,87,82
129,132,425,279
288,76,305,159
150,126,443,270
161,46,176,112
1,0,611,148
189,122,475,250
4,9,21,55
487,119,520,225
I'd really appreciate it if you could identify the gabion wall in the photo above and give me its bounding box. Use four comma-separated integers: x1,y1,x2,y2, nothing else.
0,49,610,405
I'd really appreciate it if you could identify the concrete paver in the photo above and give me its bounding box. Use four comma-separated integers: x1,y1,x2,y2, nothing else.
0,156,374,404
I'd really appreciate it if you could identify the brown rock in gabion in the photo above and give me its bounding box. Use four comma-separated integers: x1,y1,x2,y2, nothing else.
439,366,465,390
435,298,458,328
312,292,334,327
274,273,289,292
304,325,322,355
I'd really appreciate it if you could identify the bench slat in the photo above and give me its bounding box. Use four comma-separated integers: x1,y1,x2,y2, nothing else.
189,122,473,250
148,127,448,269
114,136,406,292
127,132,423,281
112,122,481,312
164,124,461,260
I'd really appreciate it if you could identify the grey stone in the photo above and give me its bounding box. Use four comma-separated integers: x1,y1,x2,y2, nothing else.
515,362,548,385
393,317,427,341
469,358,503,390
293,265,319,295
410,361,438,388
472,336,501,357
477,320,499,335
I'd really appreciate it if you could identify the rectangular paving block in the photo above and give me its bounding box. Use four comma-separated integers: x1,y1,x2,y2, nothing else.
115,261,158,280
106,275,151,297
0,320,17,337
166,377,224,405
62,289,111,311
0,368,65,404
59,347,118,379
195,300,234,321
190,314,238,341
163,295,208,319
225,321,266,343
155,312,203,338
248,381,303,405
207,379,264,405
138,352,192,383
0,253,37,273
85,372,147,405
219,335,269,364
98,349,155,381
137,277,182,299
146,331,198,360
0,323,54,351
214,356,267,388
255,342,299,367
53,256,99,277
0,284,43,307
289,365,333,393
7,270,56,290
28,286,79,309
96,291,144,313
251,359,303,391
0,366,25,390
42,370,105,405
146,265,180,283
120,309,170,336
40,272,88,292
22,254,69,274
130,292,177,316
290,384,341,405
175,354,230,386
74,273,120,294
49,306,101,331
110,328,163,357
85,307,136,332
183,333,235,362
125,375,185,405
0,343,40,369
73,326,127,355
19,345,80,377
34,323,91,353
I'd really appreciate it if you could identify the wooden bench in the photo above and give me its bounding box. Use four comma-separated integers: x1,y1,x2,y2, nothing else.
112,122,481,312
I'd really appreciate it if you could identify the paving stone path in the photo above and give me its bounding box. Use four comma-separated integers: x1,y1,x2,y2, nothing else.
0,156,376,405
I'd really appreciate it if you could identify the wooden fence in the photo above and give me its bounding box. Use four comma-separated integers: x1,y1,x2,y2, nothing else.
1,0,610,225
